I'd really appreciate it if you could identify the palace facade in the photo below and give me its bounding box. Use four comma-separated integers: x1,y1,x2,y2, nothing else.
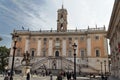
9,5,109,74
107,0,120,78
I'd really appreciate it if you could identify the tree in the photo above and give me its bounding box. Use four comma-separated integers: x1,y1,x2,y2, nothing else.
0,37,2,41
0,46,10,72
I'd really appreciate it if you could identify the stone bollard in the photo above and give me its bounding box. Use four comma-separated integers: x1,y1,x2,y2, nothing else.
50,74,53,80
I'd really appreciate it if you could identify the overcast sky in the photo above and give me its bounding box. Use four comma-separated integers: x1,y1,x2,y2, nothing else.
0,0,114,48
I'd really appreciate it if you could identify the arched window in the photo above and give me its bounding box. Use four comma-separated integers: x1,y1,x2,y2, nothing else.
43,38,47,45
31,50,34,57
30,48,36,58
55,51,59,57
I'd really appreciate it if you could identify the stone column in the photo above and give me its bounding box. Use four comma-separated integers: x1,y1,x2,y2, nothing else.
104,37,108,56
87,37,91,56
48,40,53,56
37,38,41,56
25,37,30,52
62,39,66,56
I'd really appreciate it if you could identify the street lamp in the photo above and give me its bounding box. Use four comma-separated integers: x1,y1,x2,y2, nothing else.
10,33,18,80
72,43,77,80
104,60,106,76
100,62,103,75
100,62,103,80
104,60,106,80
108,55,111,75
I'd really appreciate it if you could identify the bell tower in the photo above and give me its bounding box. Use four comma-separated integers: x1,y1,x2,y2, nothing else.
57,5,68,32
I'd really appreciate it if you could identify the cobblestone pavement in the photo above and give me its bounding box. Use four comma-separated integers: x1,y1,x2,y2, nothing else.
0,75,100,80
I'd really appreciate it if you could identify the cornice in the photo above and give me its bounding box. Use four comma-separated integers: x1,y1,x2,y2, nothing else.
107,0,119,38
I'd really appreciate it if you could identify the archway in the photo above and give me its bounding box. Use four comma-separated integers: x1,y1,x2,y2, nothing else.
55,51,59,57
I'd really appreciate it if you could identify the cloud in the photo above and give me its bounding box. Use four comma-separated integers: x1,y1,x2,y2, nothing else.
63,0,114,29
0,34,11,39
10,0,56,30
0,0,114,48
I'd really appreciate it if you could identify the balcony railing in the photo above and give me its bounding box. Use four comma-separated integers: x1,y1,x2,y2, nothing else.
14,27,106,34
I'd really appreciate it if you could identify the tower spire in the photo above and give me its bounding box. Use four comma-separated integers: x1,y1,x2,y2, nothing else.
62,4,64,9
62,0,64,9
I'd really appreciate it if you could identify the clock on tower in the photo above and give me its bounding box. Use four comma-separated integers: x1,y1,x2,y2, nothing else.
57,5,67,32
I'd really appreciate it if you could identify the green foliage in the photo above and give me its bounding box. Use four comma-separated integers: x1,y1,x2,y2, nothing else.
0,37,2,41
0,46,10,72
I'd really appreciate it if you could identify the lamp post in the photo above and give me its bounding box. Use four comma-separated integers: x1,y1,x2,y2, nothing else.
72,43,77,80
100,62,103,75
79,65,81,75
104,60,106,77
108,55,111,75
10,33,18,80
100,62,103,80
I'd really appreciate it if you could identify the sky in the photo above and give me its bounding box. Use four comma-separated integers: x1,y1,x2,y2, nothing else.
0,0,115,48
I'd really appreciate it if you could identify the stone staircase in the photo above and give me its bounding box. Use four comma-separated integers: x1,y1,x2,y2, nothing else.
61,57,99,73
14,56,99,74
31,58,48,71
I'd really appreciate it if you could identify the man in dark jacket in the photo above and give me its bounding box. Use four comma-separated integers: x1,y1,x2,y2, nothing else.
57,73,62,80
67,72,71,80
26,73,30,80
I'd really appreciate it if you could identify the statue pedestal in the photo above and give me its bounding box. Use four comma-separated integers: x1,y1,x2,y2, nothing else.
22,66,30,76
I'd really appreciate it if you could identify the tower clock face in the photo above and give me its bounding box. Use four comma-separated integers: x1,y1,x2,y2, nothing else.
60,18,64,23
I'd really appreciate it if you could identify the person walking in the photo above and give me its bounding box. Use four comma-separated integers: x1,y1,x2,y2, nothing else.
57,73,62,80
26,73,30,80
67,72,71,80
71,72,74,80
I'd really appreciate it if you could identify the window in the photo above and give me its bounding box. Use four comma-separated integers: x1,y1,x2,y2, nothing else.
80,36,84,41
96,49,100,57
60,24,63,30
95,36,99,40
56,38,60,43
55,38,60,48
56,38,59,41
55,51,59,57
44,38,47,44
30,48,35,58
44,38,47,41
68,38,72,44
68,37,72,41
16,49,21,56
80,49,85,59
18,37,22,42
31,51,34,57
